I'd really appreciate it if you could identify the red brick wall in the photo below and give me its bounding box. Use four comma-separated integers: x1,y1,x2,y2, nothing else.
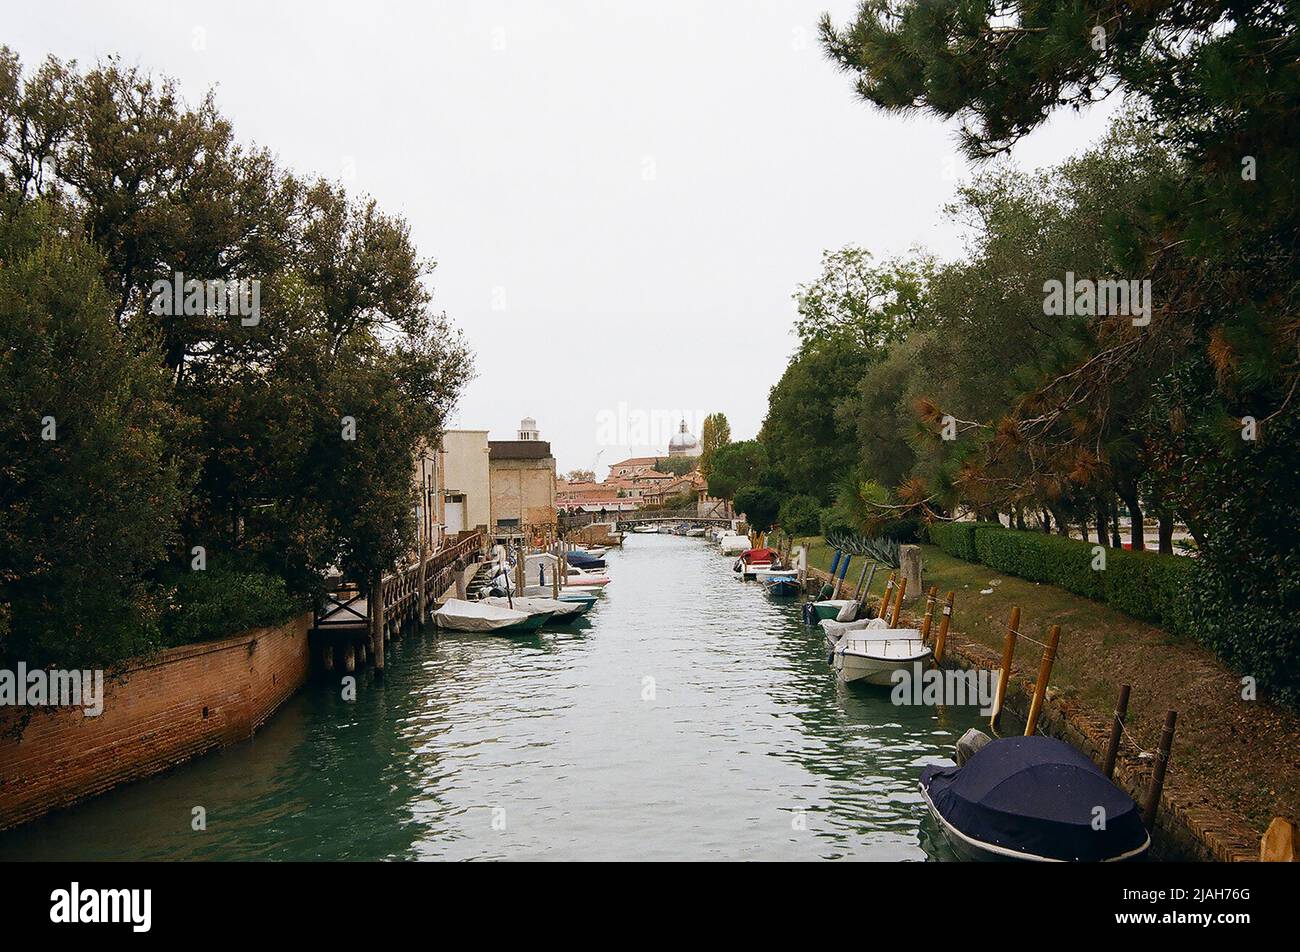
0,611,312,831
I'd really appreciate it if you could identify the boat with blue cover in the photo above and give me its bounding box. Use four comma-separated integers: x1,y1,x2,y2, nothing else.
920,735,1151,862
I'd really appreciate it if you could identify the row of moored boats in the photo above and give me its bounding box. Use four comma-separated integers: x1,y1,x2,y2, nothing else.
702,532,1155,862
431,545,613,634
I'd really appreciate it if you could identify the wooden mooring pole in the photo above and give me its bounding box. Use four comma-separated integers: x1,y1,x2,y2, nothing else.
932,592,955,664
990,606,1019,731
1142,710,1177,829
888,575,907,627
1102,684,1131,780
919,586,937,641
370,572,385,678
1023,624,1060,736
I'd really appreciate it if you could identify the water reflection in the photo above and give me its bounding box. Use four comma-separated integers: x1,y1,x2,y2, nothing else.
0,534,985,861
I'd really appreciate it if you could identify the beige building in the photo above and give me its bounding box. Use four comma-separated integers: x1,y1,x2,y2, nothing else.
489,417,557,535
439,429,491,537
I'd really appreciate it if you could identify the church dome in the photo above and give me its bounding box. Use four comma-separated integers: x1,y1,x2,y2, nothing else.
668,421,701,456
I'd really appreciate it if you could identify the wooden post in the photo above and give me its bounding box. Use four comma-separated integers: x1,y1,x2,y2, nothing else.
919,586,937,641
933,591,954,664
990,606,1020,731
416,543,428,629
370,573,386,678
857,564,877,610
833,555,851,599
1102,684,1131,779
342,641,355,673
1261,818,1298,862
551,556,559,599
1141,710,1177,829
321,643,334,672
877,574,895,620
888,575,907,627
1024,624,1061,736
852,561,870,601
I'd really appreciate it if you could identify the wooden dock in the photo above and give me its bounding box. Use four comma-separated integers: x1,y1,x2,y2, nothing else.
310,532,484,675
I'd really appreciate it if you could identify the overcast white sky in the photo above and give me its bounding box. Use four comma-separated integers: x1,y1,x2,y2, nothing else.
9,1,1117,477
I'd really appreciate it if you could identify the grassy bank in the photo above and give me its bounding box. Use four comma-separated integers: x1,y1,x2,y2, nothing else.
796,538,1300,837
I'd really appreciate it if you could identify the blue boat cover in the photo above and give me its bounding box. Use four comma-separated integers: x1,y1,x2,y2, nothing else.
921,736,1148,861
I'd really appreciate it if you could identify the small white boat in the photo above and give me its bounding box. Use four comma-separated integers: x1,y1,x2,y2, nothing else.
833,628,931,685
820,615,881,651
685,527,707,537
483,595,586,621
633,525,656,533
434,598,544,634
564,566,611,588
719,534,750,555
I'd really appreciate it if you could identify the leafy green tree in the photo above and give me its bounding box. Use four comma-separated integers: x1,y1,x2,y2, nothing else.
778,494,821,536
760,333,869,502
819,3,1300,698
706,440,769,502
0,198,188,670
698,412,731,478
793,247,931,353
733,486,781,536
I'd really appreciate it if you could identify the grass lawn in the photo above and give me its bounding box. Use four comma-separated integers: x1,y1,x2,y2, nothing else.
795,538,1300,837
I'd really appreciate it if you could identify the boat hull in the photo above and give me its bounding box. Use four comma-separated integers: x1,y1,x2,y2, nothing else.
833,640,932,685
762,578,801,597
812,600,857,622
919,779,1151,863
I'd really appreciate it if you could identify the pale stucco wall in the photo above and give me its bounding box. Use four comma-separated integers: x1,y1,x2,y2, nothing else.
441,430,492,530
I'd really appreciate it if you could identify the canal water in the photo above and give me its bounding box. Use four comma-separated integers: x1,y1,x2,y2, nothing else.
0,534,988,861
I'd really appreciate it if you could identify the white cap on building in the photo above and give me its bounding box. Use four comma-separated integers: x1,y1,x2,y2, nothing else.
518,417,540,440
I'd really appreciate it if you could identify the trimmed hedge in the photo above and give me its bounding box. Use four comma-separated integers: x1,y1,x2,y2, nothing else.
932,523,1195,638
928,521,1001,562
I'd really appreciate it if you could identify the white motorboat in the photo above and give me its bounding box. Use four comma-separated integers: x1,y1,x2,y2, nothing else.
633,525,656,533
685,527,707,537
820,615,880,652
832,628,931,685
719,534,750,555
433,598,547,634
483,595,586,622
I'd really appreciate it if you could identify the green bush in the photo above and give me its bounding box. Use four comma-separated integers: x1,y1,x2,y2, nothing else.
928,521,1000,562
779,494,822,536
934,523,1196,639
162,557,306,647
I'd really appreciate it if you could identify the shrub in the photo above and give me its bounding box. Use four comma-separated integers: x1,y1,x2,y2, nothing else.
778,494,822,536
933,523,1197,640
162,556,306,647
928,520,1000,562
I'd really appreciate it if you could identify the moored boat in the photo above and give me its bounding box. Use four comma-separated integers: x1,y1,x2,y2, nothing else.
482,595,587,621
810,598,859,622
759,572,801,597
920,735,1151,862
733,547,776,579
433,598,551,634
832,628,931,684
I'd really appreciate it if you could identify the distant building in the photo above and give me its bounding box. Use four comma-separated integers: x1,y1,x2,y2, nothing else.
439,430,492,537
668,420,702,458
489,417,557,535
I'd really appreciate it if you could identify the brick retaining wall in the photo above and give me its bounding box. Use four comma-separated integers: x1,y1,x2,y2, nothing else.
0,611,313,831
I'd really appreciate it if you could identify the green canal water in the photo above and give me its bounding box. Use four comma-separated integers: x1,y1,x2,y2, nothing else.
0,534,989,861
